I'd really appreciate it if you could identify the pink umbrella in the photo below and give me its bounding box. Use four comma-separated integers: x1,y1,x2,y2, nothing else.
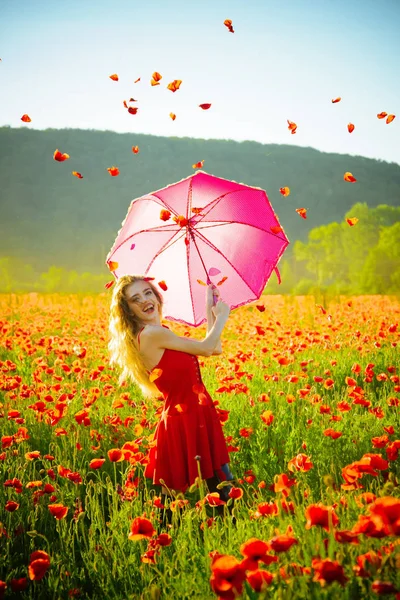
106,171,289,326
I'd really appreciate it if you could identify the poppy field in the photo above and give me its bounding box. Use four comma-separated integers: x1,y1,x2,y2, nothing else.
1,292,399,599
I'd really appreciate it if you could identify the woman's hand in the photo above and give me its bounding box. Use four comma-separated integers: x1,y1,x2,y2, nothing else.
212,299,230,320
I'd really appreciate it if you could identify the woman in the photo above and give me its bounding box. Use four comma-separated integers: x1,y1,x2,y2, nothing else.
108,274,234,511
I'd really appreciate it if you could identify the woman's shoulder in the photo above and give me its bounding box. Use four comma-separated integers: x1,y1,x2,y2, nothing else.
139,324,169,343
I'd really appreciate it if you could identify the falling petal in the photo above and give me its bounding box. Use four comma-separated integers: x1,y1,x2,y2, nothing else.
199,103,212,110
160,209,171,221
173,215,188,227
128,107,138,115
347,123,355,133
123,100,128,108
386,114,396,124
287,120,297,134
158,280,168,291
108,261,119,272
271,226,283,234
151,72,162,86
331,97,341,103
169,112,176,121
192,207,203,214
134,77,141,83
192,160,204,169
72,171,83,179
279,187,290,197
346,218,359,226
53,149,70,162
224,19,234,33
377,112,387,119
209,268,221,276
296,208,307,219
344,172,357,183
132,146,139,154
105,280,115,289
149,368,163,382
21,114,31,122
217,276,228,286
107,166,120,177
109,74,118,81
167,80,182,92
197,279,207,286
130,243,135,250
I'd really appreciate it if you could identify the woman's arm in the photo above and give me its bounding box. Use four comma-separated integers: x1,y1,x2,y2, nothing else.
140,301,230,358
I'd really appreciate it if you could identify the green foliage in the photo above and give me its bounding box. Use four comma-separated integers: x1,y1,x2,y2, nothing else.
275,203,400,296
0,259,109,293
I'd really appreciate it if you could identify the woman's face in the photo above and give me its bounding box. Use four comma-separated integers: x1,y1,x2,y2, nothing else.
124,280,160,323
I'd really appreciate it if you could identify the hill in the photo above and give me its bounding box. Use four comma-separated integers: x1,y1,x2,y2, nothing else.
1,126,399,273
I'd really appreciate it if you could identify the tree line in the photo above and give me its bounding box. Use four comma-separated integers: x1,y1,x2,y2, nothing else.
1,204,398,295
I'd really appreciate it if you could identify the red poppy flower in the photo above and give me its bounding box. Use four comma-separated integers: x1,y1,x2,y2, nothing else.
10,577,29,592
28,551,51,581
156,533,172,546
273,473,296,495
268,533,298,553
305,503,339,532
371,581,398,595
351,515,387,538
254,502,279,518
228,487,243,500
312,558,348,586
247,569,274,592
205,492,225,507
288,453,313,472
210,555,246,599
108,449,124,462
89,458,106,469
128,517,155,541
355,551,382,578
239,538,277,571
334,529,359,544
48,503,68,520
368,497,400,536
260,410,274,425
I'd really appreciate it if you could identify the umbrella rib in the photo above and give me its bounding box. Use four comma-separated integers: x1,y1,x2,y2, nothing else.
109,225,184,256
191,228,259,297
137,194,180,218
194,220,287,241
192,190,236,219
145,230,187,273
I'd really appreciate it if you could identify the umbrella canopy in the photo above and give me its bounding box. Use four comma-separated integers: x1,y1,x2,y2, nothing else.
106,171,289,326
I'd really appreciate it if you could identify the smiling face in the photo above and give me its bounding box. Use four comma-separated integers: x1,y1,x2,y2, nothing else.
124,279,161,324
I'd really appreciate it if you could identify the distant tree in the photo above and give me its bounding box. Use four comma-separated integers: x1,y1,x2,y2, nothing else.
360,222,400,293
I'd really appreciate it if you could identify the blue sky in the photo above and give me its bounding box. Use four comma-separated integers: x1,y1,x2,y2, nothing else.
1,0,399,164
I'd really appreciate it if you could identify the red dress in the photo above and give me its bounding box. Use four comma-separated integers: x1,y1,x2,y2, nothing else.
141,326,230,492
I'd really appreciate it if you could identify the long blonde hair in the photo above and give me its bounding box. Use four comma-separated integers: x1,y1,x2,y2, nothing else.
108,275,164,397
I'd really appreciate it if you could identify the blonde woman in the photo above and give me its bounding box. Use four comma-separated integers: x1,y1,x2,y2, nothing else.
108,275,234,515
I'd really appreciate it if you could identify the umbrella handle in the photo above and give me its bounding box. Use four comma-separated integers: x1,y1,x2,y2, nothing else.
207,278,219,306
212,288,219,306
